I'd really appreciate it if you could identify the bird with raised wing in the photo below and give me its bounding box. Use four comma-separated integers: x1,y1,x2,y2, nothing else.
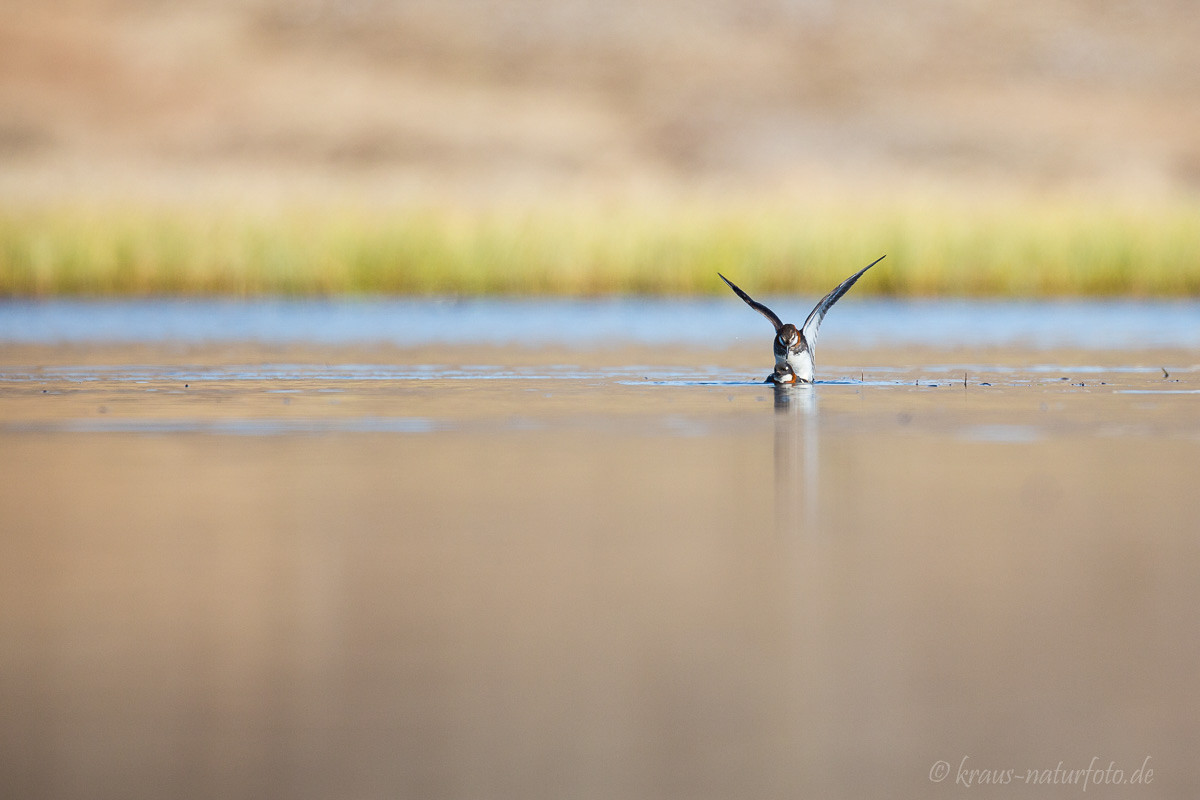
719,255,885,384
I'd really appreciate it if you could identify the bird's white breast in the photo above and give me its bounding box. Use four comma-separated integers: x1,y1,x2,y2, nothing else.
785,350,815,383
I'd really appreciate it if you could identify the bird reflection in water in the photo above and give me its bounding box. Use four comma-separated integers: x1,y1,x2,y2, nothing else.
773,383,819,533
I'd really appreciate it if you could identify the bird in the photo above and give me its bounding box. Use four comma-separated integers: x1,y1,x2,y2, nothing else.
719,255,885,384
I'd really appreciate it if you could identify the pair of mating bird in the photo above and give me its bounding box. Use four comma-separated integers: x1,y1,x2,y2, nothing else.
719,254,886,384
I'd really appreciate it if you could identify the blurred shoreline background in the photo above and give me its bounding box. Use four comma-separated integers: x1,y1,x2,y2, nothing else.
3,0,1199,296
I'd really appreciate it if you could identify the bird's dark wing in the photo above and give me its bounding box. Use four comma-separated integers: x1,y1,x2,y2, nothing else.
718,273,783,332
800,255,885,346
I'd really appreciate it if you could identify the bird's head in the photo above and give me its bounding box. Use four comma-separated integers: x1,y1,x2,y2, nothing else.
777,324,801,353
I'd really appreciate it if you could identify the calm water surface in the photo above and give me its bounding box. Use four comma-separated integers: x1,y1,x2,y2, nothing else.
2,301,1198,799
4,297,1200,348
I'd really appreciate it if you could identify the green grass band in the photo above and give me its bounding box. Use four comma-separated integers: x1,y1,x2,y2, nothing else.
2,202,1197,297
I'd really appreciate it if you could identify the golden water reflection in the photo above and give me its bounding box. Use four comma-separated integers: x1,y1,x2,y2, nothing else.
2,347,1199,799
